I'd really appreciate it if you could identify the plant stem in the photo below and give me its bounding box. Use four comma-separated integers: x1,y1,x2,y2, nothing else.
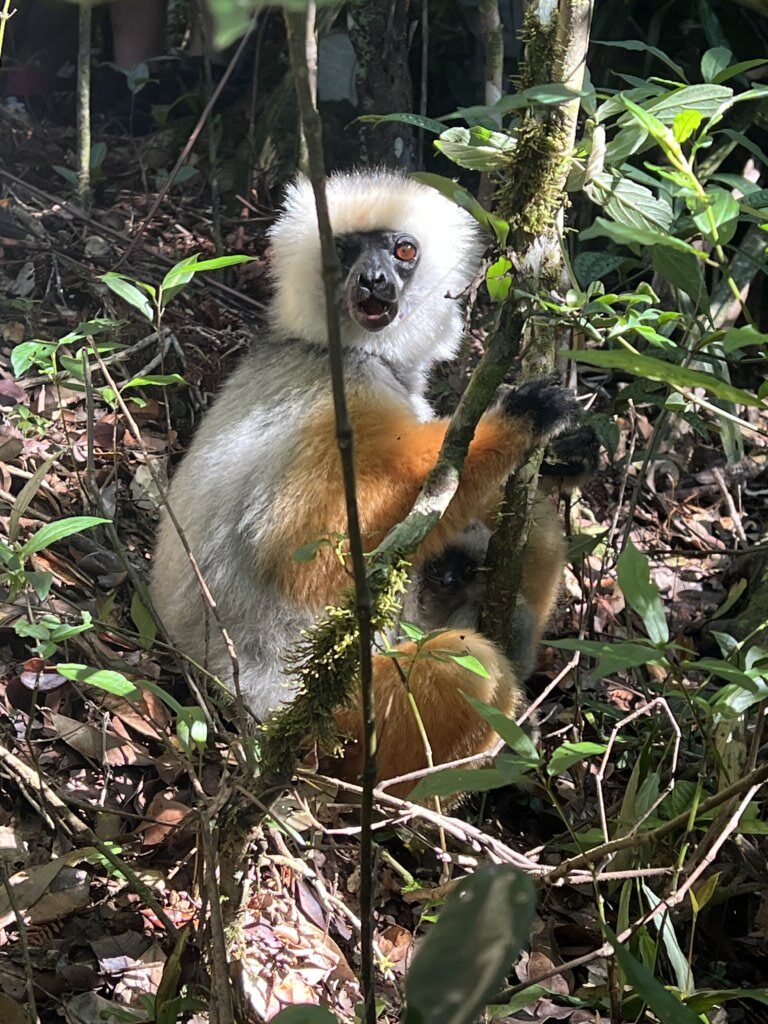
283,12,377,1024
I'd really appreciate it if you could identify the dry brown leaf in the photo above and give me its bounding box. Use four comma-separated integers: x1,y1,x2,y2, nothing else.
44,710,154,767
139,796,192,847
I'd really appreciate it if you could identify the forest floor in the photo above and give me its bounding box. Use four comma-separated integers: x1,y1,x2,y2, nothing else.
1,103,767,1024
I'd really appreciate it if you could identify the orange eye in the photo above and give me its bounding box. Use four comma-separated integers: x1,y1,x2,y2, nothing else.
395,241,417,262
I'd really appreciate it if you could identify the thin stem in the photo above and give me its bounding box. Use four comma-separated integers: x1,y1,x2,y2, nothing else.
283,12,377,1024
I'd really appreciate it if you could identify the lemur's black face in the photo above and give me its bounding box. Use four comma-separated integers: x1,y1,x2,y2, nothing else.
335,230,420,333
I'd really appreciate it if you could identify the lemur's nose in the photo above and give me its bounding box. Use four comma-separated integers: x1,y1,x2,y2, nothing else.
358,270,386,292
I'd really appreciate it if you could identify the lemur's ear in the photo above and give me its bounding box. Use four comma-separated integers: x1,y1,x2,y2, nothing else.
539,424,601,494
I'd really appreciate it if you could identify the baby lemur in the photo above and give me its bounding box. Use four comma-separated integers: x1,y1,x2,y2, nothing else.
151,170,583,791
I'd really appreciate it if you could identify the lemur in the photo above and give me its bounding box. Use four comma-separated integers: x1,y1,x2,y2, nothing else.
151,169,582,792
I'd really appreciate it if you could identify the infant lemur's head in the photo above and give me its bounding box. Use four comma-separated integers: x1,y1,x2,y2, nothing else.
268,170,484,364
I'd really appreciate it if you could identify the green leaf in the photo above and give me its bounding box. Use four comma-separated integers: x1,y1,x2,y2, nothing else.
720,326,768,353
130,591,157,650
357,112,447,134
701,47,732,83
443,652,489,677
403,866,537,1024
617,539,669,644
651,248,705,304
56,663,141,699
122,374,186,389
176,254,253,275
400,621,426,642
712,57,768,84
434,126,516,171
685,989,768,1013
20,516,110,556
177,707,208,752
446,83,585,123
549,638,664,678
411,172,508,246
462,694,540,761
485,257,512,303
410,767,511,801
547,741,607,778
564,348,764,407
101,273,155,322
10,340,56,377
673,109,703,143
572,252,629,286
641,883,692,993
270,1007,339,1024
591,39,686,81
646,83,733,123
603,925,702,1024
580,217,704,256
692,188,740,244
587,172,673,231
681,658,760,694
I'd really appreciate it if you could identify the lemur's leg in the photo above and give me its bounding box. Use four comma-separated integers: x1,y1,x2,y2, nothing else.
334,629,523,798
520,495,567,640
263,379,581,609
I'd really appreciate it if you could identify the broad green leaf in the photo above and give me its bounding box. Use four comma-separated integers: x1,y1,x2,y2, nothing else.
271,1007,339,1024
580,217,704,256
547,741,607,778
462,694,540,761
486,257,512,303
11,340,57,377
591,39,686,81
410,766,510,801
685,989,768,1013
564,348,764,407
681,658,760,694
208,0,325,49
701,47,732,83
617,539,669,644
411,172,508,246
434,126,516,171
587,172,673,232
56,663,141,699
440,652,490,678
692,188,740,244
641,883,692,994
549,638,664,678
403,866,536,1024
651,248,705,304
572,252,629,286
101,273,154,322
646,83,733,123
673,109,703,143
446,83,585,122
20,516,110,556
720,326,768,353
357,112,447,135
712,58,768,84
400,621,426,642
603,925,702,1024
176,254,253,275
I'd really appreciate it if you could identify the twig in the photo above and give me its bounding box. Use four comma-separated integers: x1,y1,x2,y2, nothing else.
283,12,377,1024
0,740,180,939
0,0,16,62
711,466,748,546
546,759,768,881
0,863,39,1022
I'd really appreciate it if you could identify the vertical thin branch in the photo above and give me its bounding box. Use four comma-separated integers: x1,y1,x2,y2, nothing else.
283,12,377,1024
418,0,429,169
76,2,92,207
0,0,16,63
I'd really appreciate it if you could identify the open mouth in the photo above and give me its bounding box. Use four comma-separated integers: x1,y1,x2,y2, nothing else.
350,295,397,332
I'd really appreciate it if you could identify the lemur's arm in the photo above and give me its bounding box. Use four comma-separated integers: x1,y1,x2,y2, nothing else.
262,379,579,608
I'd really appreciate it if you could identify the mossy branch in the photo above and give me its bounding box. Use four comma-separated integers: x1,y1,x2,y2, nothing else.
481,0,594,652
